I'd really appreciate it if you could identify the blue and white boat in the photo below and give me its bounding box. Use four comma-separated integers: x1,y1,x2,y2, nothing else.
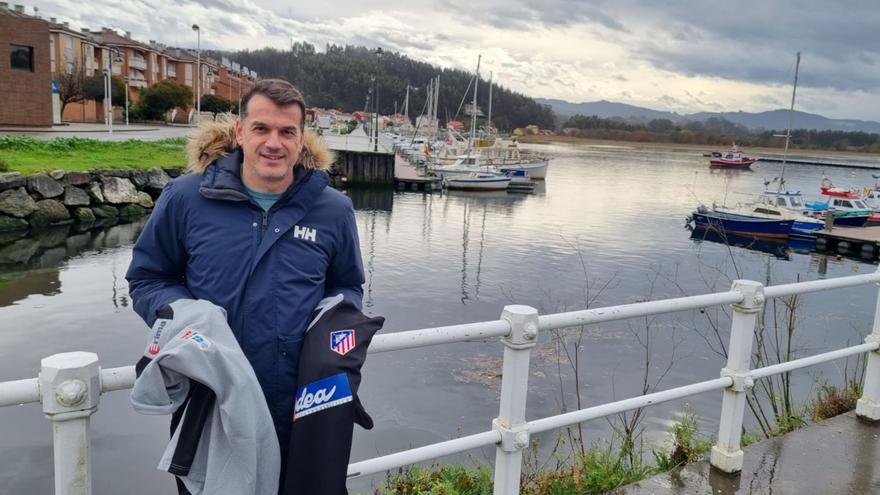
717,204,822,238
690,206,795,239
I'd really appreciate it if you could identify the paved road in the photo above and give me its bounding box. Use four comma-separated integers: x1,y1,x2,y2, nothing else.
0,123,195,141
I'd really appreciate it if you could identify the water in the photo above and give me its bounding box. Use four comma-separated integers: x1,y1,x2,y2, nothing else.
1,143,879,494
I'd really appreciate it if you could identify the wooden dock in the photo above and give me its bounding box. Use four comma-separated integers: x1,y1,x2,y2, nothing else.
814,226,880,260
393,155,440,191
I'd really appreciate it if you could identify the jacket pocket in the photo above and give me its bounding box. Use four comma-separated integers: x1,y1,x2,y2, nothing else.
276,334,304,399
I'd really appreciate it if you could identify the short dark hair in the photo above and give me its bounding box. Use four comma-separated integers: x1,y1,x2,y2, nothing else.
240,78,307,126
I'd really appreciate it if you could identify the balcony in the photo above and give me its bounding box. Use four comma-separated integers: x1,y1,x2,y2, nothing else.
128,56,147,71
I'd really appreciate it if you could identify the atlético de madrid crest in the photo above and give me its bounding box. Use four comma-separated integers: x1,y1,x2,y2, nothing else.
330,329,356,356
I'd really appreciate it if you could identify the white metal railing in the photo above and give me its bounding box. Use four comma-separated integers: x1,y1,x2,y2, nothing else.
3,269,880,494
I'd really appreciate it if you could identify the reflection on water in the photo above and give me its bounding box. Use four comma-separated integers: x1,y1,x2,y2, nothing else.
0,219,146,308
2,144,880,494
688,227,814,261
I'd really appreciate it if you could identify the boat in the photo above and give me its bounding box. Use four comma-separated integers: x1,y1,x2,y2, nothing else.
715,202,823,238
709,144,758,169
443,172,511,191
690,206,794,239
805,177,873,227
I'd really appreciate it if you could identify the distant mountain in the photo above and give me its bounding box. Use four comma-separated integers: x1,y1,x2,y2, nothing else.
537,99,680,122
536,98,880,134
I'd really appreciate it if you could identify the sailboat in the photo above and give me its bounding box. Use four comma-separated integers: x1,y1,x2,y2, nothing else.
434,56,511,191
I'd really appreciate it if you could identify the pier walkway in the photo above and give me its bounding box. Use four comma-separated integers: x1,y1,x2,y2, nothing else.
620,411,880,494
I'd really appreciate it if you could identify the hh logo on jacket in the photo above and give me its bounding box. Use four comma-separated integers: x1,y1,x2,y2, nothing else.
293,225,317,242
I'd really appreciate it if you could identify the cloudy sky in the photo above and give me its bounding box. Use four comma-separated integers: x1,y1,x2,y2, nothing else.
32,0,880,121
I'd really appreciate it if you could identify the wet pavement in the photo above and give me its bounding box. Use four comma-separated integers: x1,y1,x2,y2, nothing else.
617,412,880,494
0,122,193,141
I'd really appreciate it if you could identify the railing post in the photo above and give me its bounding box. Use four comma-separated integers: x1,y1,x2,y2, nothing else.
710,280,764,474
857,271,880,420
492,305,539,495
41,352,101,495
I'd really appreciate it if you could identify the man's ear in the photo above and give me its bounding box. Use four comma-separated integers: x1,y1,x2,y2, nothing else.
234,118,244,146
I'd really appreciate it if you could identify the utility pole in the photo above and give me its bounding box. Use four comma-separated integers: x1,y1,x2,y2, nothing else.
192,24,201,125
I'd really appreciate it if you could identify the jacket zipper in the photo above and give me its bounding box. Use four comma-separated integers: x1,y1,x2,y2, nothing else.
260,210,268,237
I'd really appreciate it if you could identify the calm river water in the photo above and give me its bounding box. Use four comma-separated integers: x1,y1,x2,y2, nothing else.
1,143,879,494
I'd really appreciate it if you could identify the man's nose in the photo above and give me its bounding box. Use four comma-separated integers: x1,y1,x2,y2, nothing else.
265,131,282,149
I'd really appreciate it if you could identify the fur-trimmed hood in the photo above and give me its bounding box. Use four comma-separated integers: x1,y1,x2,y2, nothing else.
185,116,334,174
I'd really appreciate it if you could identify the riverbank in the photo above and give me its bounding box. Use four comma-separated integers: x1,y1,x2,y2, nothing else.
519,134,880,159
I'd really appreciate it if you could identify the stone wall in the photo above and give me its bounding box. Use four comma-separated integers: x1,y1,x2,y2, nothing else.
0,168,183,232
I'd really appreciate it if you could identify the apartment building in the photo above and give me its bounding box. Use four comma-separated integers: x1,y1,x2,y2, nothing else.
48,21,107,122
1,3,261,126
0,3,52,126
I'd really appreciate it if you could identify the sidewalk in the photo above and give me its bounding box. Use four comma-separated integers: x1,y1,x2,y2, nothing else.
0,123,194,141
616,411,880,494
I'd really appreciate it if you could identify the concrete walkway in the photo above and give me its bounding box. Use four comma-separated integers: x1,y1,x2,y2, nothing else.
0,123,194,141
616,412,880,494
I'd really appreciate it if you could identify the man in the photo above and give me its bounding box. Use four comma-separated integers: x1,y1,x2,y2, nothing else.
126,79,365,490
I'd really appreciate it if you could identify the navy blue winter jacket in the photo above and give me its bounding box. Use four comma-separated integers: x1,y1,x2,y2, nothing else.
126,141,365,460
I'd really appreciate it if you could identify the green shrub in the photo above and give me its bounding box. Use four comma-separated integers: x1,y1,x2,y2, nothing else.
668,404,712,465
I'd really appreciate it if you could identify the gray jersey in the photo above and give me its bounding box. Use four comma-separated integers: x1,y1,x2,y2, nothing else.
130,299,280,495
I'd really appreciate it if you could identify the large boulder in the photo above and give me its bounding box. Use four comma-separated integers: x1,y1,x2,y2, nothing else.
29,199,70,227
91,205,119,218
98,169,132,178
0,172,26,192
0,187,37,218
136,191,154,208
86,182,104,203
64,172,92,186
100,176,139,204
27,174,64,199
0,215,28,232
63,186,91,206
131,167,171,190
72,207,96,223
118,203,147,217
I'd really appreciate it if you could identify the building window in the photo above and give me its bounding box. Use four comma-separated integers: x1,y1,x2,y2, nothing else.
49,36,56,72
10,45,34,72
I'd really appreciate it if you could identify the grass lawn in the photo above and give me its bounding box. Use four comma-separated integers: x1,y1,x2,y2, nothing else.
0,136,187,174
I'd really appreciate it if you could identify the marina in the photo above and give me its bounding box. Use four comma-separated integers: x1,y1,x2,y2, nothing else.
3,142,880,493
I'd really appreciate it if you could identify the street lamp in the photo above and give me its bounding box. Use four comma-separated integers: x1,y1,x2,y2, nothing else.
192,24,201,125
123,76,129,126
373,47,383,152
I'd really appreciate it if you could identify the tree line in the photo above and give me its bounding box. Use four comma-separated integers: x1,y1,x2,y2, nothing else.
562,114,880,152
219,43,556,132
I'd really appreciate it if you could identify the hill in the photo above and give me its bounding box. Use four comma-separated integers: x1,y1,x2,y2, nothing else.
222,44,555,131
537,98,880,134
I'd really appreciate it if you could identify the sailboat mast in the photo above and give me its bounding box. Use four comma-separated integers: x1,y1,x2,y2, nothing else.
487,71,493,132
403,84,410,127
469,55,481,150
434,75,441,140
778,52,801,192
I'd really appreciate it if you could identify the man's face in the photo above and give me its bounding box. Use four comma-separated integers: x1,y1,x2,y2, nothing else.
234,93,305,193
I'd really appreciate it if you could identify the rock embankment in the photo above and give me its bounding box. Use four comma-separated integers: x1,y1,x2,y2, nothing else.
0,168,182,232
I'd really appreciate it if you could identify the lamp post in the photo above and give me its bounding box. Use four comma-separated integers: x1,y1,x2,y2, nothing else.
192,24,201,125
123,76,129,126
373,47,383,152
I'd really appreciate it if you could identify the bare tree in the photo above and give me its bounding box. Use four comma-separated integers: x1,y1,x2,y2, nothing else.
56,61,87,118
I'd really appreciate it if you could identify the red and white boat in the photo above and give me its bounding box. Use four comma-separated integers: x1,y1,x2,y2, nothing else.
709,144,759,169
